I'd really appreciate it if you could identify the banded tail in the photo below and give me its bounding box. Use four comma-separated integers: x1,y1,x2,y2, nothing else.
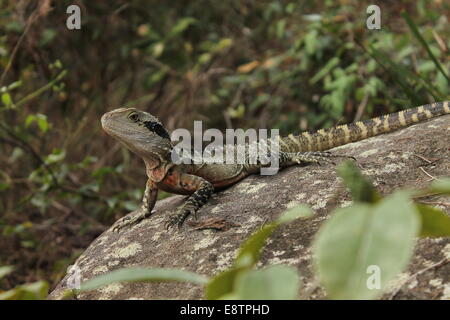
280,101,450,153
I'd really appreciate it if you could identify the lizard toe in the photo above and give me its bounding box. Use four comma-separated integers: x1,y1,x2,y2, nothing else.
165,210,191,230
112,213,145,232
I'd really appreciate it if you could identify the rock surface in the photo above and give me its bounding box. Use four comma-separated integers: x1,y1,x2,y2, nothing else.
48,115,450,300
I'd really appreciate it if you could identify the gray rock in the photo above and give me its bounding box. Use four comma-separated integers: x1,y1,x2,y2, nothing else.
48,115,450,300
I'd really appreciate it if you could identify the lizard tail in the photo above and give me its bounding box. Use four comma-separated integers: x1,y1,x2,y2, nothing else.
280,101,450,152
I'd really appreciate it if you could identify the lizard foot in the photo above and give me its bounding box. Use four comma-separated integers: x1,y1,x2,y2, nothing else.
112,210,149,232
164,209,191,230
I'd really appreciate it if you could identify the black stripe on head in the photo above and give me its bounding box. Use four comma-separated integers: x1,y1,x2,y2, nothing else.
143,121,170,140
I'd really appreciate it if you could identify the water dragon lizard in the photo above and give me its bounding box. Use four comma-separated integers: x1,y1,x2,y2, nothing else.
101,101,450,232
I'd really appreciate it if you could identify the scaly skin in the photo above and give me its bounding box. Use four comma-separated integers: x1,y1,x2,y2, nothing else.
101,102,450,231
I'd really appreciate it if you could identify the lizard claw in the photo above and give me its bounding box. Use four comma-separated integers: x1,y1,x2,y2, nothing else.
165,210,190,230
112,211,148,233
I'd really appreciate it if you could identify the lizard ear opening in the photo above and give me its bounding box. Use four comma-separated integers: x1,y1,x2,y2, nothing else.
128,112,139,122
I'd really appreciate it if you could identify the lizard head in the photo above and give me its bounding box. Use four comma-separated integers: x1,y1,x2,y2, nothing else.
101,108,172,162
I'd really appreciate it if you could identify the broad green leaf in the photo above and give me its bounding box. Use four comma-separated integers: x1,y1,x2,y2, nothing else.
337,161,380,203
0,290,17,300
427,178,450,195
0,281,49,300
233,265,300,300
279,204,313,223
19,281,49,299
314,191,420,299
234,224,278,268
235,208,307,267
80,268,207,291
415,204,450,237
205,268,241,300
206,207,308,299
217,293,239,299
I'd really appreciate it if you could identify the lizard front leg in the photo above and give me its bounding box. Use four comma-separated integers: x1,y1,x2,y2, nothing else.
113,179,158,232
165,174,214,230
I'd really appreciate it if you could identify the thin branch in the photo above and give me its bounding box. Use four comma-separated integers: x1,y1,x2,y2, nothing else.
419,166,439,181
389,258,449,299
15,70,67,108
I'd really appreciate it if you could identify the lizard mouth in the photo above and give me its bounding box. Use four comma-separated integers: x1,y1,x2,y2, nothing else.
100,111,115,130
101,109,128,133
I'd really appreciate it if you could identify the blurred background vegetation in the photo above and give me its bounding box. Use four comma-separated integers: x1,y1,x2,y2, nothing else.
0,0,449,292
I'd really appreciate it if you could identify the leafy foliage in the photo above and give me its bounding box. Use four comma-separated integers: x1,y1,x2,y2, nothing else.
0,0,449,293
80,268,208,291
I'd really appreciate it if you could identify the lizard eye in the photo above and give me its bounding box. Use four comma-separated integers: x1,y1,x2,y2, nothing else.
128,112,139,122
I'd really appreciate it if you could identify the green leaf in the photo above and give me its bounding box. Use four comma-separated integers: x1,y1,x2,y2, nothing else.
279,204,313,223
304,29,318,55
206,207,308,299
1,92,13,107
310,57,340,84
314,191,420,299
25,114,35,127
0,281,49,300
436,72,448,96
415,204,450,237
0,266,14,278
233,265,300,300
167,17,196,38
427,178,450,195
337,161,380,203
80,268,207,291
36,114,50,133
4,80,22,91
276,19,286,39
20,281,49,299
24,113,50,133
205,268,241,300
46,149,65,164
235,208,306,268
234,224,278,268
